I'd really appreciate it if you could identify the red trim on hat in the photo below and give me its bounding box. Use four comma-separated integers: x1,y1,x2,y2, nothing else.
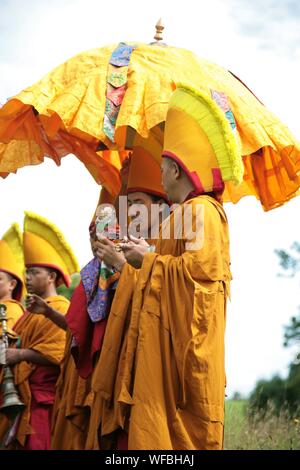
26,264,71,287
162,151,205,194
163,151,225,194
0,269,23,301
212,168,225,192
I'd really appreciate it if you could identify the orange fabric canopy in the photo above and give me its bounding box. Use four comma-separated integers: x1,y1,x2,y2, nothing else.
0,42,299,209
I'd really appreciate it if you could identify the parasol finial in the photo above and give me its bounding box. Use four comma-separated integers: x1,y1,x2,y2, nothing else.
154,18,164,42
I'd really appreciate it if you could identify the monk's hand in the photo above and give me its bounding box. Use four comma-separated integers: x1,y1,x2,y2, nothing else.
25,294,50,316
119,235,149,269
5,348,24,365
95,236,126,272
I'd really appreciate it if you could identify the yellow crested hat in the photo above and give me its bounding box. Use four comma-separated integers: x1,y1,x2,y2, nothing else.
126,146,167,200
23,212,80,287
0,223,25,300
162,85,244,194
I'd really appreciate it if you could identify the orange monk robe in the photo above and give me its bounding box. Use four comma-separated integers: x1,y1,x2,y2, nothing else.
51,329,93,450
51,186,121,451
91,195,231,450
87,148,168,449
51,283,106,450
85,263,139,450
0,295,69,449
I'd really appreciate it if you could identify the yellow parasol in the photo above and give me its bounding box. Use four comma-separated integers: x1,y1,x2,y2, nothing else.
0,20,299,210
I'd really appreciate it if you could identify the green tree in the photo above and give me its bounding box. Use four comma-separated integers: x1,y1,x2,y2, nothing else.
276,242,300,347
276,242,300,277
57,272,81,300
249,375,287,416
249,243,300,416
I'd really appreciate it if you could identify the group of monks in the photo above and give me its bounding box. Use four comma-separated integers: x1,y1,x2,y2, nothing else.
0,85,234,450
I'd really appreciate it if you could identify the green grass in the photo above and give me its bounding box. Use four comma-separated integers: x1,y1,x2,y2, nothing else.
224,400,300,450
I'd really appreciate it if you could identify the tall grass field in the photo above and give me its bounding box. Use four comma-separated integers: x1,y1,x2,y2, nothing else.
224,400,300,450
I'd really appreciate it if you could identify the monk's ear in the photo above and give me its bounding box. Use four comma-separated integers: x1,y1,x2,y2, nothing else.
9,278,17,293
48,270,58,284
172,161,181,180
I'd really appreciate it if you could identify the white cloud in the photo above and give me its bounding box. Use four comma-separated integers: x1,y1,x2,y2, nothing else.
229,0,300,58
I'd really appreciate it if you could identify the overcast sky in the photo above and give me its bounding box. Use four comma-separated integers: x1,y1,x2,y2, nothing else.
0,0,300,397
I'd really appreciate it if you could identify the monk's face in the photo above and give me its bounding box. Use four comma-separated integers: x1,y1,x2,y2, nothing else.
0,270,17,301
127,192,156,237
161,157,178,202
26,266,55,297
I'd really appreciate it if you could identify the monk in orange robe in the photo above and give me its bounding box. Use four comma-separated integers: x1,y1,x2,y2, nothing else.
0,212,79,449
48,161,130,450
89,85,244,450
86,149,169,450
24,181,127,450
47,149,166,450
24,259,104,450
0,224,26,337
49,226,110,450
